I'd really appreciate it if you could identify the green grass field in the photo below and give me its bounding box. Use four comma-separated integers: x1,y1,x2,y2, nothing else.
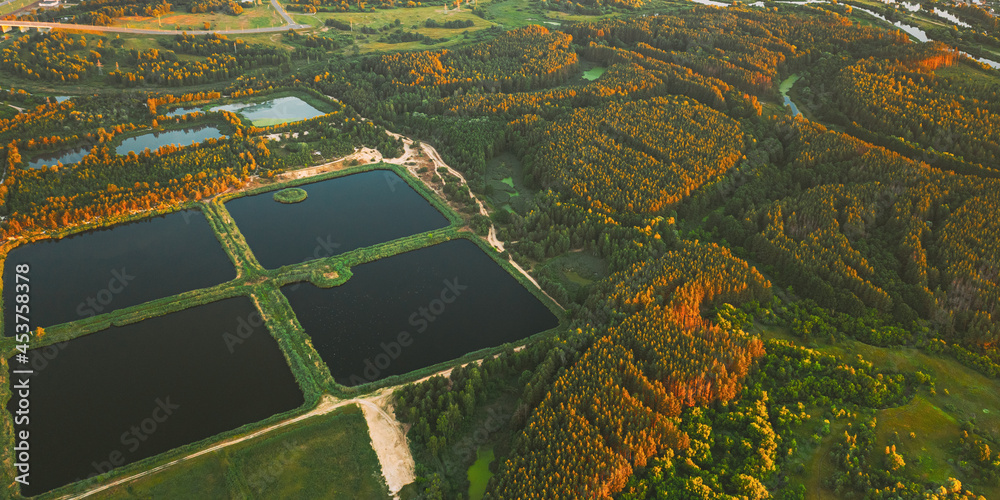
875,395,960,485
294,3,496,53
936,61,1000,86
759,325,1000,498
112,4,287,31
88,405,388,500
0,0,36,17
467,446,495,500
0,104,19,120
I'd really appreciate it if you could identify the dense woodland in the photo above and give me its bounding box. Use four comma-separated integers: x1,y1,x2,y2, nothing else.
0,32,292,87
3,1,1000,499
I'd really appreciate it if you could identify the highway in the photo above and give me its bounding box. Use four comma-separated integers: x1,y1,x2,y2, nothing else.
0,0,309,34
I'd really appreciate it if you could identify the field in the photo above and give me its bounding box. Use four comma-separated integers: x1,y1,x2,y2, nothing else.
0,0,36,17
87,406,389,500
760,325,1000,498
875,396,960,484
293,3,495,53
936,61,1000,86
112,4,287,31
483,153,532,213
0,104,18,120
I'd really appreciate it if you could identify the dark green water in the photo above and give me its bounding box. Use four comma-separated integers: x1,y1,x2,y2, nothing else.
7,297,304,496
468,447,495,500
210,96,324,126
224,170,449,269
2,210,234,331
282,239,559,386
25,147,90,170
115,126,223,155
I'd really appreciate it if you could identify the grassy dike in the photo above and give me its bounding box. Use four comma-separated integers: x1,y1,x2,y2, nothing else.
0,160,565,499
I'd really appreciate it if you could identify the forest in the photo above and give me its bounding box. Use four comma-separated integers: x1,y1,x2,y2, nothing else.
0,32,291,87
3,0,1000,498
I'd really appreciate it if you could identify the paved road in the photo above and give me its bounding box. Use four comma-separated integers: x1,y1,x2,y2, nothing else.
0,0,309,34
269,0,298,26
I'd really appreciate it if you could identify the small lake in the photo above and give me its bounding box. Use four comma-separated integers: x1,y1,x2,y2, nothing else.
965,53,1000,69
282,239,559,386
211,96,325,127
8,297,304,496
116,126,223,155
224,170,449,269
24,146,89,169
468,446,495,500
852,6,929,41
691,0,728,6
163,106,201,117
933,7,971,28
582,66,606,81
779,74,801,117
2,209,234,330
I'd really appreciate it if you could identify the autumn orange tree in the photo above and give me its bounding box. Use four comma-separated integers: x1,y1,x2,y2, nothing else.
488,241,771,498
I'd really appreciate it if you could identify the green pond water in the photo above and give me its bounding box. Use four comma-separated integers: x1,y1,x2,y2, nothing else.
211,96,324,126
467,446,495,500
582,66,607,81
779,74,802,116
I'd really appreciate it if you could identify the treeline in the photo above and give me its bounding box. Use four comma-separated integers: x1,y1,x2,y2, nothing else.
717,117,1000,347
394,339,560,456
0,135,270,237
0,31,288,88
619,332,914,499
487,242,771,498
831,56,1000,170
420,8,911,124
0,31,110,82
187,0,244,14
109,34,290,87
15,0,248,24
523,96,745,214
370,25,578,91
424,18,473,28
378,29,448,45
952,2,999,32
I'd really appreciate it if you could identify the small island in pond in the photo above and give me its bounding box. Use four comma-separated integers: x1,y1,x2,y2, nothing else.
273,188,308,204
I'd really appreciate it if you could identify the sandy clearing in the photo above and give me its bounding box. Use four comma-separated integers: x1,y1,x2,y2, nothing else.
358,390,416,497
381,131,563,309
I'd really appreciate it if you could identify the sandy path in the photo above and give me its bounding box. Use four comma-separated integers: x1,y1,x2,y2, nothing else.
381,131,563,308
56,350,507,500
55,337,535,500
357,390,415,498
59,394,348,500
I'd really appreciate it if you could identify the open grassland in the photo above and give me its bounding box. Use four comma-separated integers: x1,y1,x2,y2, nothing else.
0,0,36,17
760,325,1000,498
295,3,489,29
875,396,961,485
294,3,494,53
112,4,287,31
87,405,388,500
936,61,1000,86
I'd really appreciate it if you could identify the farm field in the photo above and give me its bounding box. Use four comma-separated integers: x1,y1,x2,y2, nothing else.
87,406,389,500
112,4,287,31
